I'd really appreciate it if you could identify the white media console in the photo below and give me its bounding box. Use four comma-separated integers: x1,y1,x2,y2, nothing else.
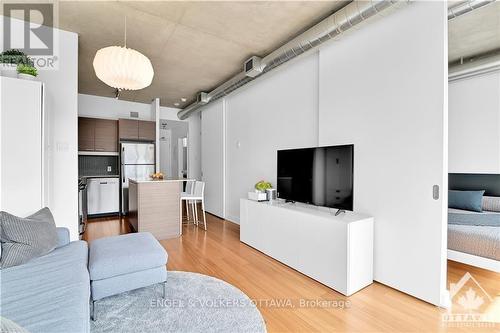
240,199,374,296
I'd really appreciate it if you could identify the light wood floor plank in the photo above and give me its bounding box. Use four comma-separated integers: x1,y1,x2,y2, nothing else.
84,213,500,332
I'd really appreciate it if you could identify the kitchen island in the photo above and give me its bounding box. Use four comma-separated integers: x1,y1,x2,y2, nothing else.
128,178,191,240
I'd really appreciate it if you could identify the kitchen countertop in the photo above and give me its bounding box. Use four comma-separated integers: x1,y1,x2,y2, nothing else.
129,178,193,184
79,175,120,179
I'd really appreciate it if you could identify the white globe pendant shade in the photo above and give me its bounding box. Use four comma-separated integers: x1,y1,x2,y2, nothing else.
93,46,154,90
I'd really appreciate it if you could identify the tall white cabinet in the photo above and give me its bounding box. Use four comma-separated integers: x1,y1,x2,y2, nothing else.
0,77,45,216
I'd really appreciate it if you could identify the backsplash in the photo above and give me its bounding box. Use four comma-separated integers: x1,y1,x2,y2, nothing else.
79,155,119,177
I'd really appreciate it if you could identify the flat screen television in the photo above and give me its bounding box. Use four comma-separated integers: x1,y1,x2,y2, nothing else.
277,145,353,211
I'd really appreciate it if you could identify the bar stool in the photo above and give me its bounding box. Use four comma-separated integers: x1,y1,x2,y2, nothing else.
184,181,207,230
180,180,195,223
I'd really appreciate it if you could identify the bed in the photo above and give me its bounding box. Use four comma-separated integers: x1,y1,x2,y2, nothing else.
448,208,500,265
447,174,500,272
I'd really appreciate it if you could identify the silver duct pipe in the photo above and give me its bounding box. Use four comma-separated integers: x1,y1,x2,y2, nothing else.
448,0,496,20
177,0,406,120
178,0,499,119
449,53,500,82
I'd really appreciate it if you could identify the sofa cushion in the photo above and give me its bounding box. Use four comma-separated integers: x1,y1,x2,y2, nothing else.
89,232,167,280
0,241,90,333
0,208,58,268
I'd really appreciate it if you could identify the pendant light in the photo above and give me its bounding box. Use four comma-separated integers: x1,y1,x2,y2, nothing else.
93,17,154,91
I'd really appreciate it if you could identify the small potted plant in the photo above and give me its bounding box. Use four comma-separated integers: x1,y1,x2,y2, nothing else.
17,63,38,81
0,49,31,78
255,180,272,192
248,180,273,201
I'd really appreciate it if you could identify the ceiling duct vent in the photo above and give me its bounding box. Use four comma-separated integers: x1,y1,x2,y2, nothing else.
196,92,210,104
244,56,263,78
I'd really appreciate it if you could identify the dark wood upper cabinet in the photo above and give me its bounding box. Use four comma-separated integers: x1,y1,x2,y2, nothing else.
95,119,118,152
118,119,139,140
78,117,95,151
138,121,156,141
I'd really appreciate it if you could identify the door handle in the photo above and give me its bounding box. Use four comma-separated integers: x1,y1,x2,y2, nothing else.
433,185,439,200
100,182,108,185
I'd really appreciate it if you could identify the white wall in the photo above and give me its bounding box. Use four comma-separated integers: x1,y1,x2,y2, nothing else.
200,2,448,306
79,93,202,180
224,54,319,223
201,100,225,217
449,71,500,173
79,93,157,120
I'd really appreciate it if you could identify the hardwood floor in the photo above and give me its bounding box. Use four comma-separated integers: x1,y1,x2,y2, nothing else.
84,214,500,332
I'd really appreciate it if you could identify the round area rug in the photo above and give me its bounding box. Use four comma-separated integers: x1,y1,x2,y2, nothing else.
90,271,266,333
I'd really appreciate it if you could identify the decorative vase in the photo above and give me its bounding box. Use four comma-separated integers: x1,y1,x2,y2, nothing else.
266,188,277,201
17,73,37,81
0,63,18,78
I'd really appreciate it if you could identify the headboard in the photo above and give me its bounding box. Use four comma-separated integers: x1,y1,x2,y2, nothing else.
449,173,500,196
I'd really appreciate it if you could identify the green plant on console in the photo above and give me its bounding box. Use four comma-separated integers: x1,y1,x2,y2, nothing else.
17,63,38,77
255,180,272,192
1,49,33,66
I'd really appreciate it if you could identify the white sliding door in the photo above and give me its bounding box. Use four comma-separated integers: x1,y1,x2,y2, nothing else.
0,77,44,216
318,2,448,306
201,100,225,218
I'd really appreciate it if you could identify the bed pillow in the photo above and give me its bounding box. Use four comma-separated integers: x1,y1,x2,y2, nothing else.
448,190,485,212
482,196,500,212
0,207,58,268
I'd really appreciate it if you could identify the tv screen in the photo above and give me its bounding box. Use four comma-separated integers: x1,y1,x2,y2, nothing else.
277,145,353,210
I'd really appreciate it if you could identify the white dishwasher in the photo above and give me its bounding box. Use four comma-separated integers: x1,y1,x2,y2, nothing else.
87,178,120,215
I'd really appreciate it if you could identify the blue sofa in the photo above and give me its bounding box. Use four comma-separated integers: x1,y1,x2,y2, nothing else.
1,227,90,332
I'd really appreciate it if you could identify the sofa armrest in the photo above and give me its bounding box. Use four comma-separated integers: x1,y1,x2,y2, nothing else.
56,227,70,248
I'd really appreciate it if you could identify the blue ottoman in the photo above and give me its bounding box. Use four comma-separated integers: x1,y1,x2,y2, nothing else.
88,232,168,320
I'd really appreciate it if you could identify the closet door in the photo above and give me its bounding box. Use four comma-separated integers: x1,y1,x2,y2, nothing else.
0,77,43,216
201,100,225,218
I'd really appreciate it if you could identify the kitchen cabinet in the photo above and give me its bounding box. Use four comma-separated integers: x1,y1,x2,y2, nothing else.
119,119,155,141
138,121,156,141
95,119,118,152
78,117,118,152
119,119,139,140
78,117,95,151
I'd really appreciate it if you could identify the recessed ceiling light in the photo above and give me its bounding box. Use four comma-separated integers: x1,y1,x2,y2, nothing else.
174,102,180,106
180,97,187,102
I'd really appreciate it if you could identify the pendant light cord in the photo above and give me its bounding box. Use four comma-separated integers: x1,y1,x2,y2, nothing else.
124,16,127,48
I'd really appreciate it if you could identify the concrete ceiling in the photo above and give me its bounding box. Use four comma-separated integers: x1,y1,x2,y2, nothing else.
448,1,500,63
58,1,348,108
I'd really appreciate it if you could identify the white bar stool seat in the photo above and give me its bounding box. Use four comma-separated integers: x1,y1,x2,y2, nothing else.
181,181,206,230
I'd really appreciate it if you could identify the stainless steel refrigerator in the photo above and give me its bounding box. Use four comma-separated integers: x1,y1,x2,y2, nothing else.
121,142,155,214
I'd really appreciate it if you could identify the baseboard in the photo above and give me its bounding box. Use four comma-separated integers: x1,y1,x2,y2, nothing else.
225,214,240,225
